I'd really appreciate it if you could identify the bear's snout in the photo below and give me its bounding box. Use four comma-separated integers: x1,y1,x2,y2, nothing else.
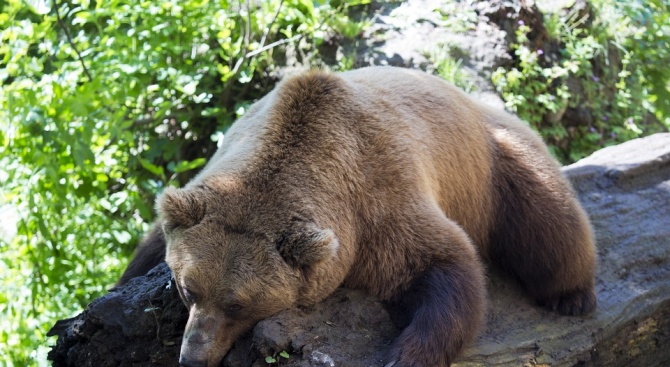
179,354,207,367
180,330,214,367
180,305,253,367
180,308,229,367
180,328,230,367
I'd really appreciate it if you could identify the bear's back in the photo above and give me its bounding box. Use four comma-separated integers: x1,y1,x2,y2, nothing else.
339,67,500,246
189,67,545,254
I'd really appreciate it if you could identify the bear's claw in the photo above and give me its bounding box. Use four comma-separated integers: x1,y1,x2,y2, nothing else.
539,289,597,316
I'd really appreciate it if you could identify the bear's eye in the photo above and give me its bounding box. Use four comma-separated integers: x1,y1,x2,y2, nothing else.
225,303,243,316
182,287,197,305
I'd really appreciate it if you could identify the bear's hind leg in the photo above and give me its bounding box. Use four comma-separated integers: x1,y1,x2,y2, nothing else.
490,157,597,316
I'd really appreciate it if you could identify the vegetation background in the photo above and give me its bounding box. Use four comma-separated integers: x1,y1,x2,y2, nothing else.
0,0,668,365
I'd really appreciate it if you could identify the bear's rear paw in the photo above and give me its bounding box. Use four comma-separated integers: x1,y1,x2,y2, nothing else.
538,288,596,316
388,341,453,367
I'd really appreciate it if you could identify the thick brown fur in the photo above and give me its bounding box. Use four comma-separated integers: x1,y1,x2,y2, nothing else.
119,67,596,367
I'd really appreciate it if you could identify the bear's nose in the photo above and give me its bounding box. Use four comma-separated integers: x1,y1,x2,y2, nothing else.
179,355,207,367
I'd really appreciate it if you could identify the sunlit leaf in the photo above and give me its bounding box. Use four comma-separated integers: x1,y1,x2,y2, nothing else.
168,158,207,173
139,159,165,177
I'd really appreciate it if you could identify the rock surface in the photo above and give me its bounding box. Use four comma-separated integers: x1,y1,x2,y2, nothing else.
344,0,515,108
48,133,670,366
339,0,568,106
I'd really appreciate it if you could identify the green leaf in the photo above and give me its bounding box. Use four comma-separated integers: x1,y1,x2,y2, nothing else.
265,356,277,364
139,159,166,177
182,80,198,95
25,0,51,15
112,230,132,244
169,158,206,173
110,191,129,208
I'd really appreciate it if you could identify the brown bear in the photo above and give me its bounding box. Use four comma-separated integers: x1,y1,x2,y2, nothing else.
118,66,596,367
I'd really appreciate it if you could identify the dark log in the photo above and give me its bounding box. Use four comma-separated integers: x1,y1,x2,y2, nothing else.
48,133,670,366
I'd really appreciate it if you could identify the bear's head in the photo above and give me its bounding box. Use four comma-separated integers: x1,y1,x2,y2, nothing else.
157,186,339,367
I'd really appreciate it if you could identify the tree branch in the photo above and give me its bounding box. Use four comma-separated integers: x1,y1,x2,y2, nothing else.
230,0,252,76
258,0,284,52
53,0,93,82
222,0,253,103
245,35,301,59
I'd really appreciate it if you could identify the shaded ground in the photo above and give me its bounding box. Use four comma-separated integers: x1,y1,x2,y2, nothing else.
49,133,670,366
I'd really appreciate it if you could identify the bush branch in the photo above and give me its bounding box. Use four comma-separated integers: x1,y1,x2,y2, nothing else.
53,0,93,82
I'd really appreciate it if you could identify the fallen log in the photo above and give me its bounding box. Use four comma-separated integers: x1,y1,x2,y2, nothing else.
48,133,670,367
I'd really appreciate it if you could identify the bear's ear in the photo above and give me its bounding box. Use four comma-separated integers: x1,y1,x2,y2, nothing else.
156,187,207,231
276,221,339,269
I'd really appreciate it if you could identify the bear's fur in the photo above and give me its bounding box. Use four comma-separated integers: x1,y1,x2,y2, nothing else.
118,67,596,367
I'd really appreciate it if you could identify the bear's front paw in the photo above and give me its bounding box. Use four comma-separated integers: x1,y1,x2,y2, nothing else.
538,288,596,316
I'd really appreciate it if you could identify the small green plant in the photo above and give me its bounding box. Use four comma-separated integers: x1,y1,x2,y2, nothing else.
326,0,374,39
265,350,290,365
429,45,475,92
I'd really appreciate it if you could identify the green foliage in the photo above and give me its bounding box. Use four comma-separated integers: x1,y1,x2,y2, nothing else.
0,0,367,365
428,46,474,92
492,2,670,163
599,0,670,126
265,350,290,365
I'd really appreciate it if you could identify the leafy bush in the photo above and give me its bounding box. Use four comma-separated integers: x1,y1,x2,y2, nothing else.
599,0,670,125
429,46,475,93
492,2,670,163
0,0,368,364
